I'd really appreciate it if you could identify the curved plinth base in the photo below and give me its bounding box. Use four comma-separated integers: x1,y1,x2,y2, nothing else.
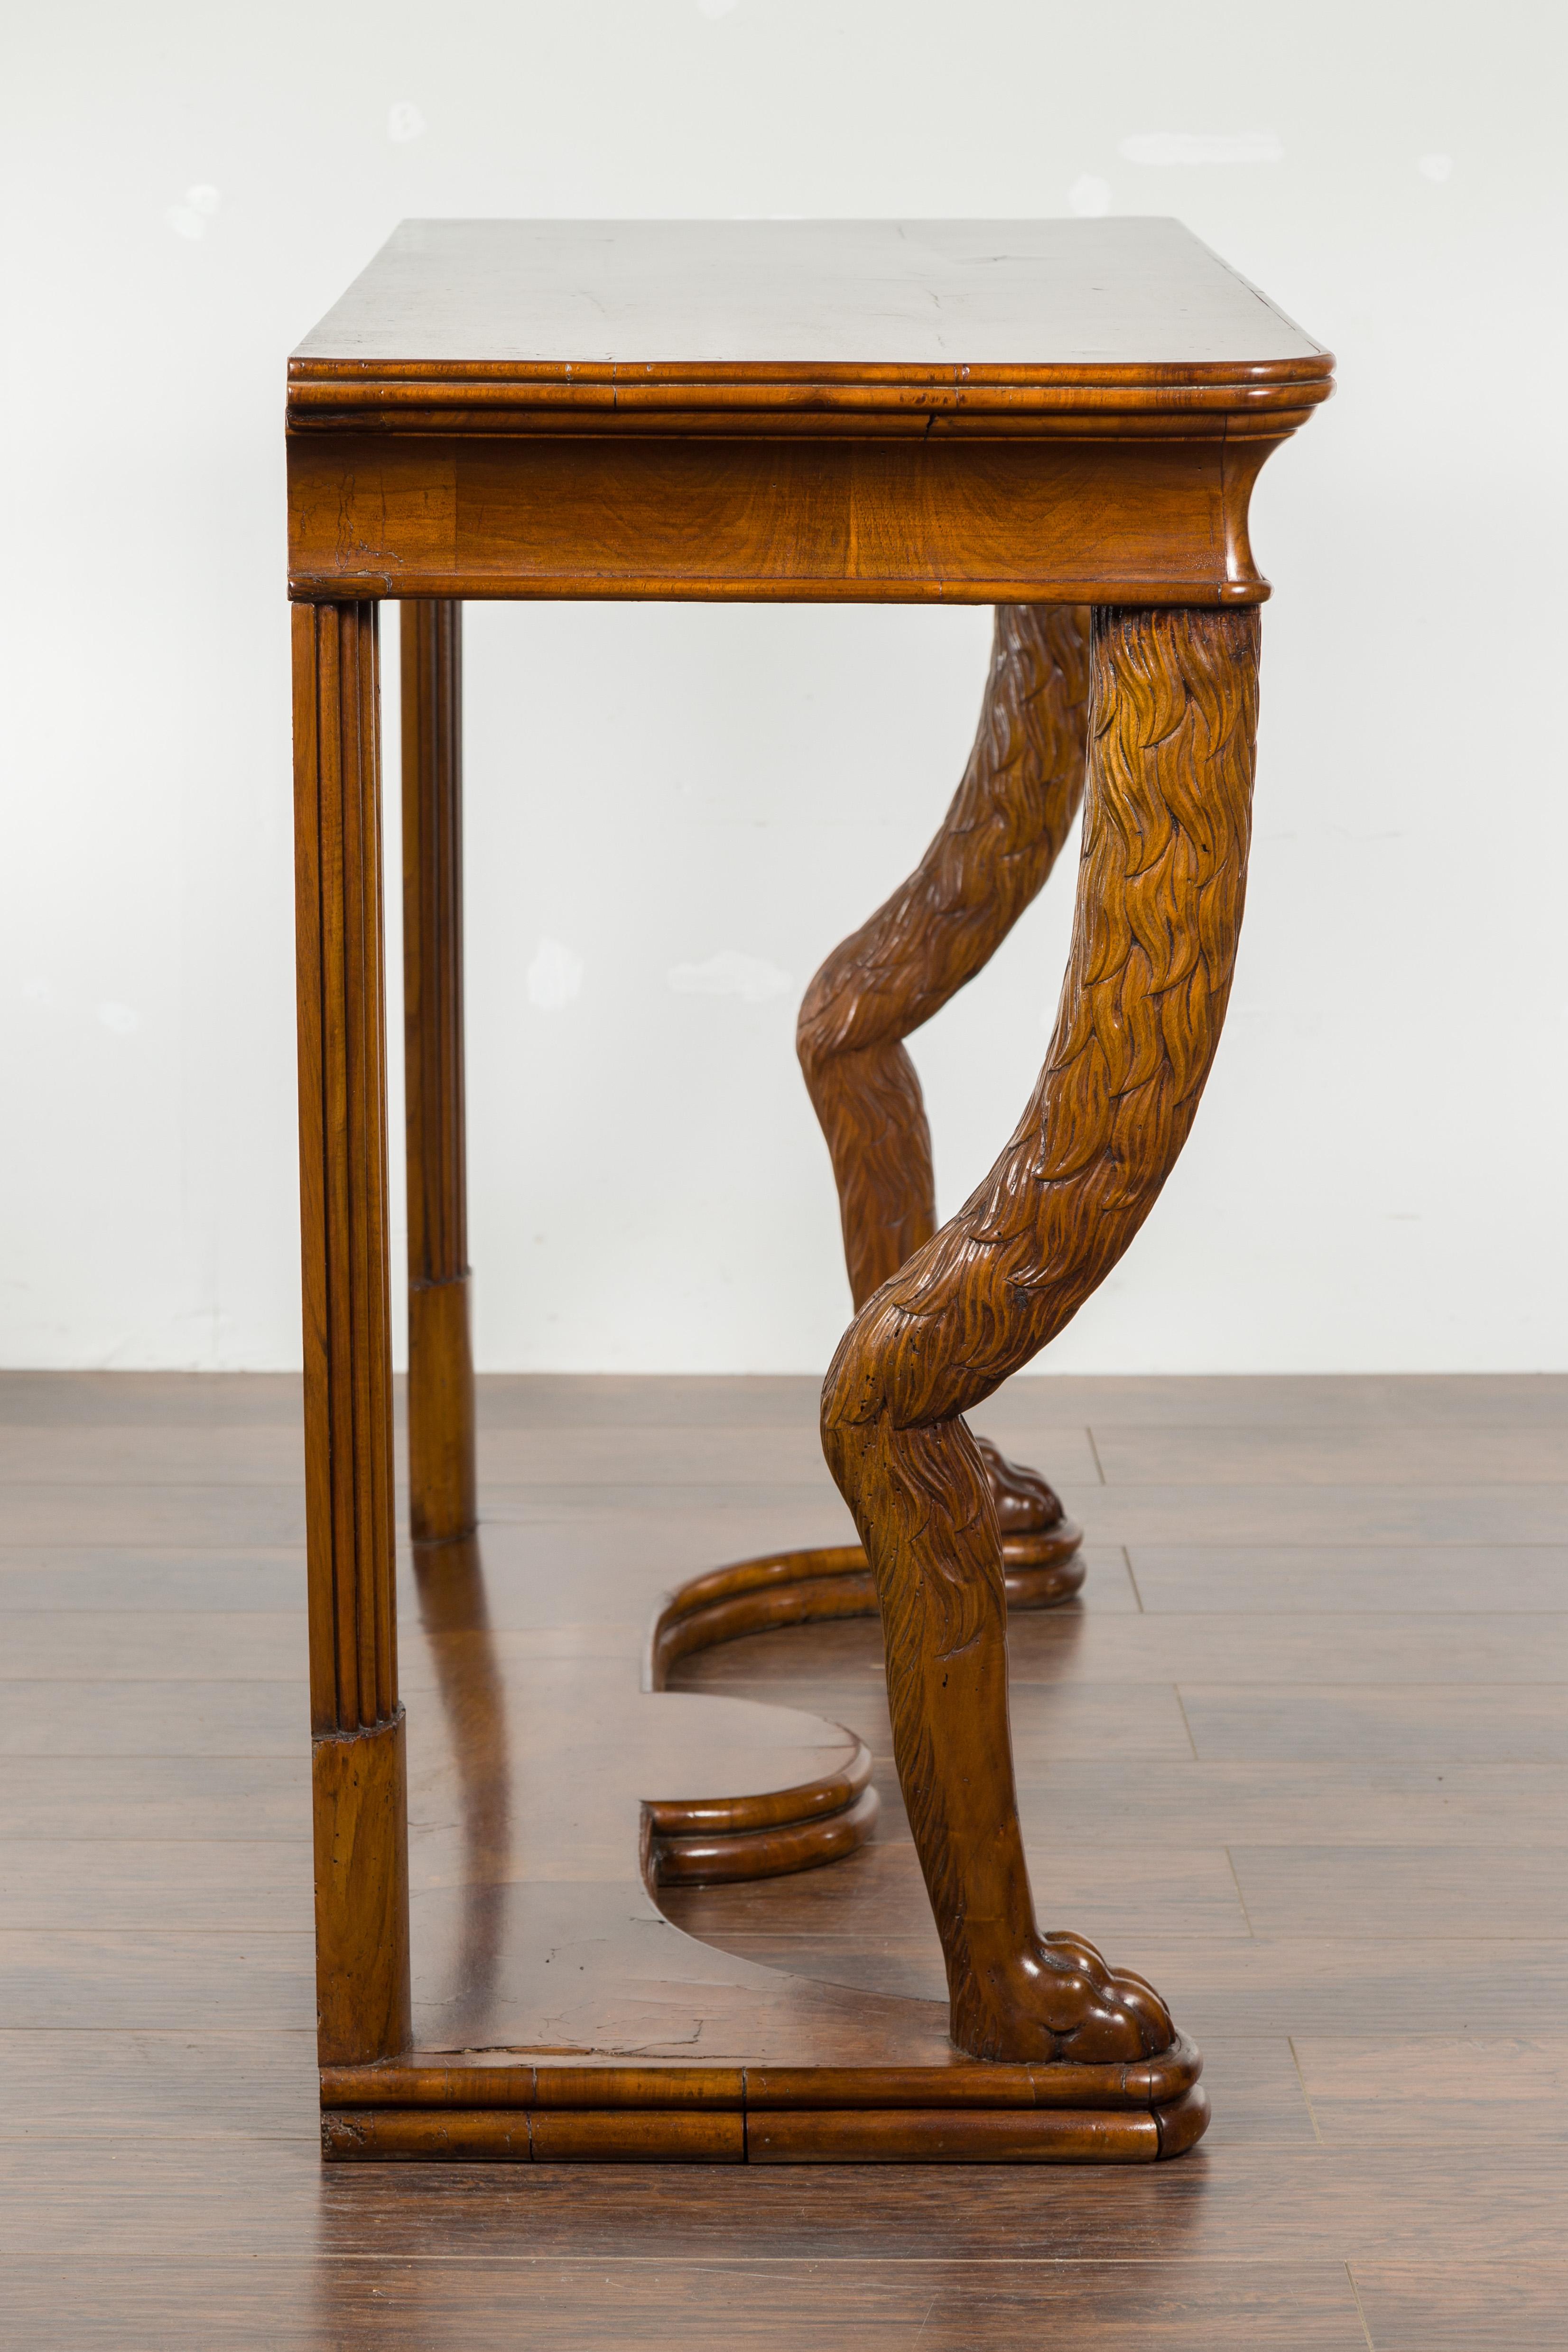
1001,1518,1086,1602
649,1740,881,1887
365,1521,1200,2169
321,2038,1207,2164
649,1531,1083,1690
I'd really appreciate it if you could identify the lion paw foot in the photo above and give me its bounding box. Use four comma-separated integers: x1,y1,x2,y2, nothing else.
958,1931,1174,2064
973,1432,1068,1538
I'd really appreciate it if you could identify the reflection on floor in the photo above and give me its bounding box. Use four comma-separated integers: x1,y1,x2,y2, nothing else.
3,1369,1567,2346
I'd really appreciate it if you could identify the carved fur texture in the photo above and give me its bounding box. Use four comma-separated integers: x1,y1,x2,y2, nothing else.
798,604,1092,1311
822,605,1262,2059
826,605,1261,1435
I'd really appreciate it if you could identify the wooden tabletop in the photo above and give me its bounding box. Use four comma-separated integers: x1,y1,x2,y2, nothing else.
287,220,1332,603
291,219,1329,418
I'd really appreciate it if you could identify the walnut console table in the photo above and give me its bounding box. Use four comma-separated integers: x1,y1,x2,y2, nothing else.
288,219,1331,2163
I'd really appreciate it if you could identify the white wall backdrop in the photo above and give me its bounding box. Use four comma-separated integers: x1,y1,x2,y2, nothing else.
2,0,1564,1373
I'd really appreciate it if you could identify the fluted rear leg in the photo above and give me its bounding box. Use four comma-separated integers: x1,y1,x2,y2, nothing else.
798,605,1092,1562
823,606,1262,2060
401,601,477,1547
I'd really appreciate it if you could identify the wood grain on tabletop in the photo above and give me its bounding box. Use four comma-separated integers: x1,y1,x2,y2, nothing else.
285,223,1330,604
290,218,1326,374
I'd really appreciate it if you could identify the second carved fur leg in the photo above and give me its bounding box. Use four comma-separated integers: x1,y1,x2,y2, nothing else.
823,605,1262,2063
798,605,1091,1597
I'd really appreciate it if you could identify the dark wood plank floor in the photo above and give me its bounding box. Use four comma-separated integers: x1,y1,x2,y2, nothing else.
2,1369,1565,2348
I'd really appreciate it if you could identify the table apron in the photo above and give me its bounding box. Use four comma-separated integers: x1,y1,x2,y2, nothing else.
286,430,1283,604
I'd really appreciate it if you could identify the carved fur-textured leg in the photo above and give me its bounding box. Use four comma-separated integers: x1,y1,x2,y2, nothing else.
798,605,1091,1588
823,605,1261,2062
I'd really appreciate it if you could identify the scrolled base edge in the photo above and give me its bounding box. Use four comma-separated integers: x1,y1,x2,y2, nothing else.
321,2064,1209,2165
649,1530,1084,1687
